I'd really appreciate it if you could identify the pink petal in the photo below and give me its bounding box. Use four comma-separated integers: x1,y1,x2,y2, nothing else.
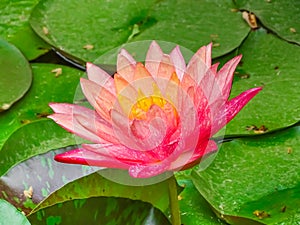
170,45,186,80
80,78,116,121
117,49,136,82
111,107,168,151
86,62,116,92
186,43,212,84
210,62,220,74
82,143,157,164
48,103,117,144
128,162,170,178
155,54,177,93
212,87,263,134
54,148,130,169
171,140,218,171
216,55,242,98
145,41,163,78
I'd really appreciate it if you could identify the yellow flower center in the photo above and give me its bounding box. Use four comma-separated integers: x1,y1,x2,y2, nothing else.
130,95,167,120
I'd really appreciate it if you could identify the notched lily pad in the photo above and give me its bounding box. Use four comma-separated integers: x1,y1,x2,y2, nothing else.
235,0,300,44
0,38,32,111
0,0,50,60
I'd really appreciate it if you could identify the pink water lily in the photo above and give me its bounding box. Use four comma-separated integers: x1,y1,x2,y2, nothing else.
49,41,262,178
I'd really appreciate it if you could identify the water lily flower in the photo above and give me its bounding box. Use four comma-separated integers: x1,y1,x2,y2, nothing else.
49,41,262,178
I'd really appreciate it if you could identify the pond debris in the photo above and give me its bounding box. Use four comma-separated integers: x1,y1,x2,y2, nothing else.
83,44,94,50
23,186,33,199
42,26,49,35
246,125,268,133
20,119,31,124
36,112,51,118
234,71,250,79
290,27,297,33
281,205,287,213
242,11,258,29
51,67,62,77
287,147,292,154
253,210,270,219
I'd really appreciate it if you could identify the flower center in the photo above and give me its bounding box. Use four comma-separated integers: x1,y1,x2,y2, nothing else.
129,96,165,120
129,93,179,122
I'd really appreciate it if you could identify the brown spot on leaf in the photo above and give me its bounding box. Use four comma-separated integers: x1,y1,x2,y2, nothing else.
253,210,270,219
246,125,268,133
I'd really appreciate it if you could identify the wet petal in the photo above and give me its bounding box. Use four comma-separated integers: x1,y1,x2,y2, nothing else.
86,62,115,92
145,41,163,78
48,103,117,144
54,148,130,169
117,48,136,82
216,55,242,98
212,87,263,134
170,45,186,80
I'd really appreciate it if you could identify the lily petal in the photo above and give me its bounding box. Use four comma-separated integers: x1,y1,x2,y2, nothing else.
117,48,136,82
54,148,130,169
145,41,164,78
86,62,115,92
186,43,212,84
170,45,186,81
216,55,242,98
212,87,263,134
48,103,117,144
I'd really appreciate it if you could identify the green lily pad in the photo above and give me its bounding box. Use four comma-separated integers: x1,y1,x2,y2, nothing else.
31,171,175,215
0,0,50,60
0,199,31,225
0,63,85,176
224,28,300,134
29,0,249,63
27,197,170,225
0,120,78,178
178,179,227,225
235,0,300,44
0,39,32,111
0,147,96,214
192,124,300,224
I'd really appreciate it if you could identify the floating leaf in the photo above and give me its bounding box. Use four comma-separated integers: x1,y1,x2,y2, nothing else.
27,197,171,225
0,0,50,60
192,124,300,224
0,38,32,111
31,170,175,215
235,0,300,44
224,28,300,134
178,179,227,225
0,148,96,214
30,0,250,63
0,63,85,175
0,199,31,225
